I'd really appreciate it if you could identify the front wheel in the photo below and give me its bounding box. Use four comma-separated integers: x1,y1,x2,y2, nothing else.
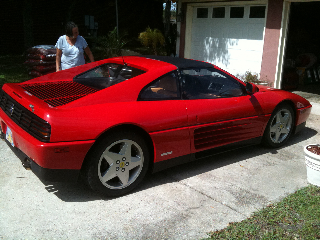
262,104,294,148
83,131,150,197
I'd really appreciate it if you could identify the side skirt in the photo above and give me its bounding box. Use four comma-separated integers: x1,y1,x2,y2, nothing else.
152,137,262,173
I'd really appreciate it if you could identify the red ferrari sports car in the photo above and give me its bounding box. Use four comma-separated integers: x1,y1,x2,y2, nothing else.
0,56,312,196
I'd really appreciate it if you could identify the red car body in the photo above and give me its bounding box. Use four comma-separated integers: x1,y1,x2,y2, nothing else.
0,56,312,195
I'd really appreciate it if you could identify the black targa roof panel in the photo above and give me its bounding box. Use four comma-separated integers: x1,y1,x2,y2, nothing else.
141,55,214,69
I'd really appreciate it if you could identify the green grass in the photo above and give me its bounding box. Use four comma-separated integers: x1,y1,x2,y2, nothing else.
206,185,320,239
0,55,31,87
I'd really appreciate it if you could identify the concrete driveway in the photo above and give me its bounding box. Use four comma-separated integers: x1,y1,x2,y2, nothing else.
1,102,319,239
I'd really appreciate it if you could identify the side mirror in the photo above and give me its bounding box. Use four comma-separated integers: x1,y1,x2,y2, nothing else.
245,82,258,95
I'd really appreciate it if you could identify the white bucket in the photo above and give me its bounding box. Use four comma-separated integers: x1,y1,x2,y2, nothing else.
304,144,320,187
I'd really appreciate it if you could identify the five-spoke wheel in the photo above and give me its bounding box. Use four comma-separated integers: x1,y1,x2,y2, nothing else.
263,104,294,147
83,131,150,197
98,139,144,189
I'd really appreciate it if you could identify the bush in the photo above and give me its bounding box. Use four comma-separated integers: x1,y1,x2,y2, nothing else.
92,28,127,60
237,71,261,83
138,27,165,55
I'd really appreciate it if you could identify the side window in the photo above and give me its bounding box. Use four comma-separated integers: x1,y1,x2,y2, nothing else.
76,64,145,80
181,68,245,99
139,72,180,100
77,64,117,78
74,63,145,90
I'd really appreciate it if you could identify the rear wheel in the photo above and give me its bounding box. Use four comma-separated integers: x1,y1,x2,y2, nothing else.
84,131,150,197
262,104,294,148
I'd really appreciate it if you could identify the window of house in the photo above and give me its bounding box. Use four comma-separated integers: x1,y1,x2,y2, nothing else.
230,7,244,18
212,7,225,18
249,6,266,18
197,8,208,18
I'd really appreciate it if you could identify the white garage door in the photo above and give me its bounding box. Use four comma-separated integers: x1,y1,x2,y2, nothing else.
190,5,266,77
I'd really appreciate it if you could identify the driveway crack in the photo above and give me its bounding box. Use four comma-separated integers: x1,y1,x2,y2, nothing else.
166,173,248,218
183,181,247,217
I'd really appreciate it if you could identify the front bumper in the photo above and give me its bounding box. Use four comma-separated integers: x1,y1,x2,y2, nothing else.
295,105,312,132
296,104,312,126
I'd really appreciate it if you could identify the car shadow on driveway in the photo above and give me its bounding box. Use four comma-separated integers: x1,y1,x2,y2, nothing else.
34,126,317,202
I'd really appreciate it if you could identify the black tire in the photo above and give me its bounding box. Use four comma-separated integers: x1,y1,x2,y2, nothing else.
262,103,295,148
83,131,150,197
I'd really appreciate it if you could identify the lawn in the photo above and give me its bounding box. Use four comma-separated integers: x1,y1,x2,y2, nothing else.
0,55,31,87
206,185,320,239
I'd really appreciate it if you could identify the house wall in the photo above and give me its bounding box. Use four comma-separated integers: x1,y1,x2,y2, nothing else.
259,0,284,85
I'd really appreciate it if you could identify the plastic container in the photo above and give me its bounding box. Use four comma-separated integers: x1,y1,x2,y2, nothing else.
304,144,320,186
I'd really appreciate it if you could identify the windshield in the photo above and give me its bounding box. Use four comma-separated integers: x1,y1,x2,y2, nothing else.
74,63,146,90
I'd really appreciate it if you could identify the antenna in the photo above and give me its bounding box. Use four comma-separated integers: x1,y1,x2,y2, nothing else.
113,49,126,78
119,48,126,66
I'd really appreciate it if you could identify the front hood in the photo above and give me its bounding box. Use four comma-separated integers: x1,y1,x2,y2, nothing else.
257,85,279,92
256,84,312,109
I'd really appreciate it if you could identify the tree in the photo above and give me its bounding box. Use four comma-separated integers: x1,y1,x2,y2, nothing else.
163,0,177,56
23,0,34,50
164,0,171,39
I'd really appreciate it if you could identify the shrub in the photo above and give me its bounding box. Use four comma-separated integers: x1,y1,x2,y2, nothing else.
92,28,127,60
237,71,260,83
138,27,165,55
236,71,270,86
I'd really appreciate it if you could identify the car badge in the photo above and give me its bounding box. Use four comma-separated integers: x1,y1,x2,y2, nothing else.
9,104,15,116
29,104,35,112
161,151,173,157
24,91,32,96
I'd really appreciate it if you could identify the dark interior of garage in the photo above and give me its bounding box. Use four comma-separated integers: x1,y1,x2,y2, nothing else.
282,1,320,95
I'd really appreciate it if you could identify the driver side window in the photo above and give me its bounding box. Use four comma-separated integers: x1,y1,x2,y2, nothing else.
181,68,245,99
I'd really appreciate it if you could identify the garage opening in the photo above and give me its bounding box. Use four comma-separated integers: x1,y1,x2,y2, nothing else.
282,1,320,95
